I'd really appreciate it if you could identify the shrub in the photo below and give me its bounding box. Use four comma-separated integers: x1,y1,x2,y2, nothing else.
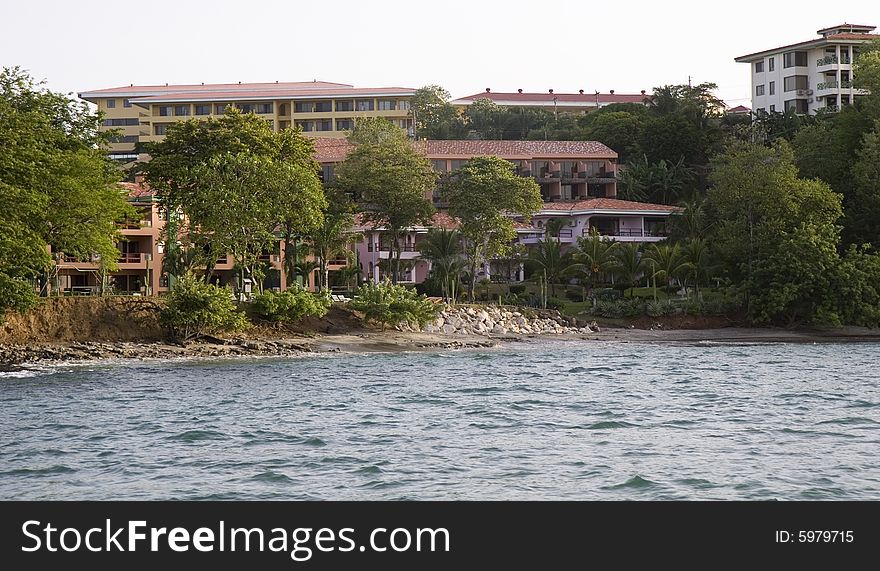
251,286,331,323
508,285,526,295
585,299,646,319
646,300,676,317
350,280,442,329
0,273,38,314
545,297,567,311
159,273,247,341
564,288,584,302
594,288,622,301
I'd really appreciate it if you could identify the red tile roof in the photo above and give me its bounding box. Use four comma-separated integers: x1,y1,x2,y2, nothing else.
735,32,878,61
426,140,616,159
539,198,683,213
126,86,415,103
817,23,876,33
312,138,617,162
453,91,649,106
727,105,751,113
79,81,354,98
353,212,459,231
119,182,154,199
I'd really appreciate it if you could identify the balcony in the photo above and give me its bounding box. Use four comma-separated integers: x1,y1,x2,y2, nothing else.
816,81,839,92
581,228,668,241
816,55,851,70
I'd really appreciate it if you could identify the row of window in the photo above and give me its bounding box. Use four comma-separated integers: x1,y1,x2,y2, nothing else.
152,99,411,117
756,75,810,96
755,51,808,74
103,118,140,126
152,117,410,135
105,99,132,109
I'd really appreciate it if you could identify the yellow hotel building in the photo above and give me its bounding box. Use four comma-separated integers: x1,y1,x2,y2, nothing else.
78,80,416,160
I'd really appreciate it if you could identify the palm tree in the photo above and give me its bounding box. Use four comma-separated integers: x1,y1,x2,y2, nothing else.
643,242,689,294
568,228,619,302
418,228,464,302
310,210,356,292
611,242,645,297
544,218,566,243
335,262,363,295
528,239,572,297
294,259,319,290
680,238,714,298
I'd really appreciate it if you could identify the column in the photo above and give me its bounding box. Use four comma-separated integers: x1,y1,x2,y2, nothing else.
836,44,842,110
518,263,524,282
278,240,287,291
373,264,380,283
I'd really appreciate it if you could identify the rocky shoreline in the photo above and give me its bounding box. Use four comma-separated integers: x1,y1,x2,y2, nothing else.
417,306,600,336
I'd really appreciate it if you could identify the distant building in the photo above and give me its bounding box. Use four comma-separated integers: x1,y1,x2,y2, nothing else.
451,88,650,114
735,23,878,115
726,105,752,115
314,139,680,285
78,81,416,162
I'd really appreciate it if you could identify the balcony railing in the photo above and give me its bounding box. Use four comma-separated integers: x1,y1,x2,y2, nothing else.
378,244,416,252
118,253,143,263
817,81,839,91
817,55,838,66
581,228,669,238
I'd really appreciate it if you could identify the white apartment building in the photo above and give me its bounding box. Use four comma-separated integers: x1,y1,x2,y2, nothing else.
735,23,877,115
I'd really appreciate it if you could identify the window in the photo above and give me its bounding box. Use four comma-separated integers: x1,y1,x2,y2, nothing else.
258,103,273,114
158,106,171,116
756,107,766,114
316,119,332,131
195,105,211,115
279,103,288,115
154,123,170,136
108,135,139,143
321,165,334,182
755,61,764,73
398,100,411,111
432,160,447,173
174,105,189,116
314,101,332,112
769,81,775,96
784,99,808,114
783,75,808,92
239,103,255,113
756,84,765,96
336,118,354,131
279,120,291,130
450,160,467,170
769,57,775,71
106,99,116,108
294,101,313,113
356,99,374,111
103,118,140,126
336,100,354,112
123,99,132,108
295,120,314,132
215,103,229,115
783,51,808,68
770,105,776,112
377,100,394,111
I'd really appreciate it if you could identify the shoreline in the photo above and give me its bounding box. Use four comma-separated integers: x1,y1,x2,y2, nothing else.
3,325,880,370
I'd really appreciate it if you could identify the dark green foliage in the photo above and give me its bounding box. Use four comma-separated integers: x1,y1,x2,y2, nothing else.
159,273,248,341
251,287,331,323
350,280,442,329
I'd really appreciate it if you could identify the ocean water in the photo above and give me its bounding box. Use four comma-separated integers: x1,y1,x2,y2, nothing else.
1,340,878,500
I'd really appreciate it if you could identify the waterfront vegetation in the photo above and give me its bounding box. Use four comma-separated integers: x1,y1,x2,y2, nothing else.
3,48,880,328
349,280,441,330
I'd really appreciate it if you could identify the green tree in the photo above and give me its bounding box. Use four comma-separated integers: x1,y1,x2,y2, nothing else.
708,140,844,324
680,238,714,297
568,228,620,301
527,239,572,296
643,242,688,292
465,98,504,140
411,85,466,139
350,280,442,329
611,242,645,297
141,108,324,287
441,156,543,301
334,121,436,284
845,123,880,248
159,273,248,341
580,110,647,162
251,286,331,323
0,67,133,309
417,228,464,302
310,203,356,291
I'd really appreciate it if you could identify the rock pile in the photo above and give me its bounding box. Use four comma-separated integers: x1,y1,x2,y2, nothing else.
419,306,600,337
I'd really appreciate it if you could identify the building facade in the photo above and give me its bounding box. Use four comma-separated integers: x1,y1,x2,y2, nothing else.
313,139,680,286
451,89,649,114
735,23,877,115
78,81,416,161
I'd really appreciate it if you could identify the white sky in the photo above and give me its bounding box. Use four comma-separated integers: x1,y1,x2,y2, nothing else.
2,0,876,107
